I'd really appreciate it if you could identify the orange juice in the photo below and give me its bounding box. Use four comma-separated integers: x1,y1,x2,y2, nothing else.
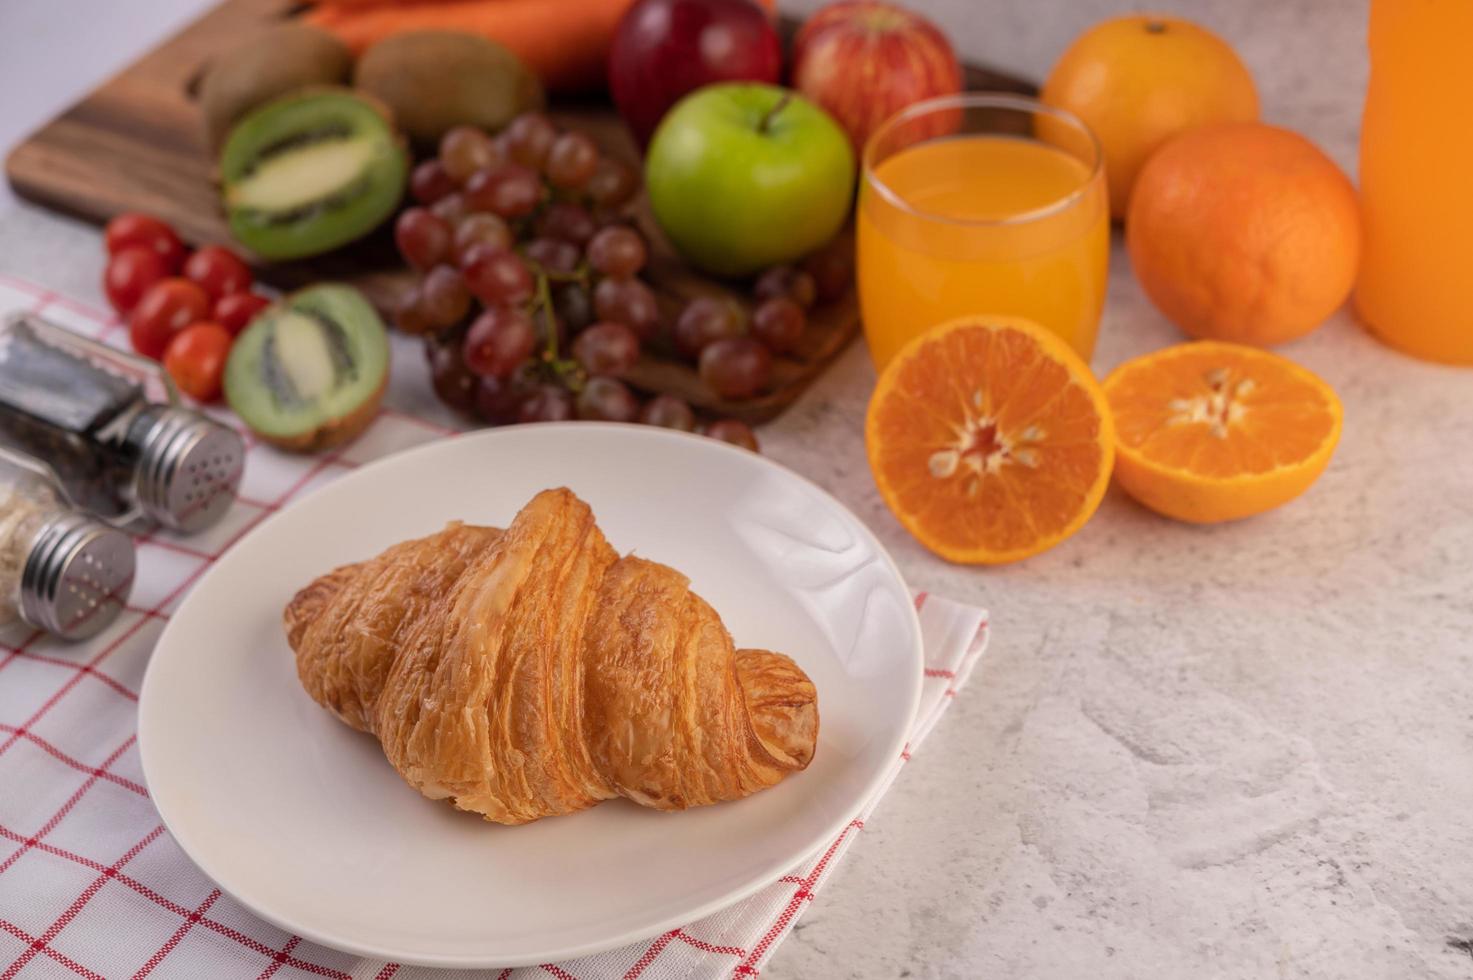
1356,0,1473,364
858,134,1109,369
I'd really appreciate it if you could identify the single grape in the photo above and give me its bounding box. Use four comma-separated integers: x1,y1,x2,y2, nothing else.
592,277,660,340
393,288,434,335
426,335,477,413
546,132,599,189
536,202,596,246
430,192,470,227
518,385,575,423
639,394,696,432
465,163,542,219
475,372,533,424
586,157,639,210
420,265,472,328
523,237,581,275
439,126,503,183
802,239,854,304
572,321,641,376
394,207,452,271
453,213,514,263
753,265,818,310
462,247,535,306
704,419,760,452
699,336,772,399
410,160,456,204
750,297,806,354
586,225,648,278
553,283,594,335
463,307,537,378
503,113,557,169
576,376,641,422
672,296,744,359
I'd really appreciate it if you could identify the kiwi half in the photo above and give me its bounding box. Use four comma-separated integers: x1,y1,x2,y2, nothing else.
221,88,407,261
225,284,389,452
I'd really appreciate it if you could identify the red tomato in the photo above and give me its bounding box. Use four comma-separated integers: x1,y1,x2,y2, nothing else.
213,291,272,336
102,247,167,315
183,245,252,302
163,322,233,402
104,213,186,272
129,278,210,360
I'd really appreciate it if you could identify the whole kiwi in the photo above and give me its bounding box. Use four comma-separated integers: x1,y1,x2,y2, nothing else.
200,24,353,151
353,31,544,147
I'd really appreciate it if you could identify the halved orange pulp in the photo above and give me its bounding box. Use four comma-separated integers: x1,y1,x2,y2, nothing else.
865,316,1115,564
1103,341,1342,523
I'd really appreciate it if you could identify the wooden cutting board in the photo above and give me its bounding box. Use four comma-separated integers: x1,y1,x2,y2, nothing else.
5,0,1033,423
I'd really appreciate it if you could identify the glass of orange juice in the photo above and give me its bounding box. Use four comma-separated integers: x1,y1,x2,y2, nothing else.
858,94,1109,369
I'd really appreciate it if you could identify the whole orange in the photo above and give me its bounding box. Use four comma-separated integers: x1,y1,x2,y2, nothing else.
1042,15,1259,218
1127,122,1361,346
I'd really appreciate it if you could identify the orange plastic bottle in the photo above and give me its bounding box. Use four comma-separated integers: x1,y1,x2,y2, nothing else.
1355,0,1473,364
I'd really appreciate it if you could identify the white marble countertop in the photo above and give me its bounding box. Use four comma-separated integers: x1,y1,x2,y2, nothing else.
5,1,1472,977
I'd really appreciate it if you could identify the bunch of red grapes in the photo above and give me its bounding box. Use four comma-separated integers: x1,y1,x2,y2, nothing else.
392,112,851,453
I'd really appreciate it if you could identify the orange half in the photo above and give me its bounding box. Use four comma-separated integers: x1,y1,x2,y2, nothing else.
1103,341,1342,523
865,316,1115,564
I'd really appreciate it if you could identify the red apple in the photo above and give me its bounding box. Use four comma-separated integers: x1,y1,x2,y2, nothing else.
609,0,782,148
792,1,963,154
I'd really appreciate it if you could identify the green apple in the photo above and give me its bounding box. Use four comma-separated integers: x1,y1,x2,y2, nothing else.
645,83,856,278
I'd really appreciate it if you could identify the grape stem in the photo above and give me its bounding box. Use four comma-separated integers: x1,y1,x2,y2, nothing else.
533,270,560,362
517,240,590,286
543,268,588,285
531,269,585,392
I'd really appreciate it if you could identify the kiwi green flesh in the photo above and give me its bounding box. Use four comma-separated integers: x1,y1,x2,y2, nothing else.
221,91,406,261
225,285,389,442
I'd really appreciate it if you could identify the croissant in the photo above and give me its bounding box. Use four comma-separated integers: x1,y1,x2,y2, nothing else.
283,487,818,825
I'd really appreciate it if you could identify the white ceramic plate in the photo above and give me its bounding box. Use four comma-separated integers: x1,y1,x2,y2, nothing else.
138,423,921,968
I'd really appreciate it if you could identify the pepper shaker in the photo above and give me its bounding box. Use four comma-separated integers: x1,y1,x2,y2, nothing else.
0,448,133,640
0,312,244,533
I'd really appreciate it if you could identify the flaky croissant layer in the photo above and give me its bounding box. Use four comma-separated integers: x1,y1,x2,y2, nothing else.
284,488,818,825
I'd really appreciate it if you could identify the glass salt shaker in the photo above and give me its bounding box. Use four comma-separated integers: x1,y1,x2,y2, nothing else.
0,312,244,533
0,448,134,640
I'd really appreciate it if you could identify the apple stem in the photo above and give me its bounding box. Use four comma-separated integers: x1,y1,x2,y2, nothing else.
758,93,793,135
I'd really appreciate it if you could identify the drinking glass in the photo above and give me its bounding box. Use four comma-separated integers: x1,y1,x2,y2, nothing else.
857,93,1108,368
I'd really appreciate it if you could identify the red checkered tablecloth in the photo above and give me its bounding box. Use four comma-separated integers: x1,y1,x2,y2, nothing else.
0,276,991,980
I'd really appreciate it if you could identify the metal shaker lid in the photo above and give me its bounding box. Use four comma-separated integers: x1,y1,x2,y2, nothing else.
132,407,244,533
20,511,134,641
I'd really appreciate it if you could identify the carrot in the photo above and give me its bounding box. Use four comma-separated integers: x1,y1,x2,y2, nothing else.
300,0,455,7
301,0,500,8
304,0,777,93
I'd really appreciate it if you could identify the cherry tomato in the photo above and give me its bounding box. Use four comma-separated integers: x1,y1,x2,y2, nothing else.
104,213,186,272
213,291,272,337
102,247,167,315
163,322,233,403
183,245,252,302
129,278,210,360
